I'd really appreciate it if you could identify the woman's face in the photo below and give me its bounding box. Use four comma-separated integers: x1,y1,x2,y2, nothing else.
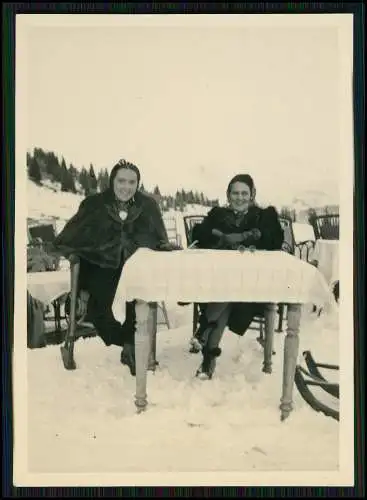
228,181,252,212
113,168,138,202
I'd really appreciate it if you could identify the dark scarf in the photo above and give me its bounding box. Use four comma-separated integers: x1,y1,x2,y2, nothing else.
224,206,256,229
113,194,136,214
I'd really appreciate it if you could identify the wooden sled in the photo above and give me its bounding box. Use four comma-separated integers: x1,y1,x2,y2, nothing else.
295,350,339,421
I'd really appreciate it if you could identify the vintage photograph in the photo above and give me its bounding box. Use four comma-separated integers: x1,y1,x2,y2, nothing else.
14,13,354,486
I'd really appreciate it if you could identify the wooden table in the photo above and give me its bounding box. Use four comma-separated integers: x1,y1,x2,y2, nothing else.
112,248,333,421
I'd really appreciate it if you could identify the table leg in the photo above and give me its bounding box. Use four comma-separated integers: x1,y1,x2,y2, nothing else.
134,300,152,413
263,303,277,374
280,303,302,421
148,302,158,372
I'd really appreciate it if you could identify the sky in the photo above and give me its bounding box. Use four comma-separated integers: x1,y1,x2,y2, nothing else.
24,17,345,207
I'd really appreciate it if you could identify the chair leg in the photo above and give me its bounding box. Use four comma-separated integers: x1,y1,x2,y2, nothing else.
60,256,80,370
276,304,285,332
53,300,62,332
160,301,170,329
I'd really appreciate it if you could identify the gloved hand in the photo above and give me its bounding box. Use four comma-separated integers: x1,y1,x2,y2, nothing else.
242,228,262,242
156,241,183,251
211,229,243,249
211,228,261,249
222,233,246,246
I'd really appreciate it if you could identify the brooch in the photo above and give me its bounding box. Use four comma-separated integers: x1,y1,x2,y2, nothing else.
119,210,128,221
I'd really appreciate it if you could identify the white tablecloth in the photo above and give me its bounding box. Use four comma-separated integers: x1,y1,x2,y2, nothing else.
112,248,334,324
27,270,70,305
312,240,339,287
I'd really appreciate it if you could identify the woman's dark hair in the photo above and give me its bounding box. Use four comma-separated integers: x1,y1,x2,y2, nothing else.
226,174,256,199
109,159,141,190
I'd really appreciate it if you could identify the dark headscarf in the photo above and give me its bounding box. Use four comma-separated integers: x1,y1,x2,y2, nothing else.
226,174,256,199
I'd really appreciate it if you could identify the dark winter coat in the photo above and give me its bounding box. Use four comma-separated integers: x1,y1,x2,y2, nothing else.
193,204,283,251
52,189,169,269
193,204,284,336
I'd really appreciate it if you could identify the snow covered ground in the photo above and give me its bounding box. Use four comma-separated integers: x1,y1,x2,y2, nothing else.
24,179,343,482
27,305,339,476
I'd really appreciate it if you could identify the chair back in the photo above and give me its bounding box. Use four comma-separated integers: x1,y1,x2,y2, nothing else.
28,221,60,269
183,215,206,246
163,216,182,247
28,223,56,244
278,216,296,255
312,214,339,240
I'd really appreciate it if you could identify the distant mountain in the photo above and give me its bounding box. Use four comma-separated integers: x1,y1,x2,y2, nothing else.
291,188,339,209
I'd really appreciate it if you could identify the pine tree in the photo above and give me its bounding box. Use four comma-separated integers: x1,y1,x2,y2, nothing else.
28,157,42,184
60,158,69,191
89,164,98,193
68,166,77,193
79,167,90,195
97,168,109,192
175,190,184,212
187,190,195,204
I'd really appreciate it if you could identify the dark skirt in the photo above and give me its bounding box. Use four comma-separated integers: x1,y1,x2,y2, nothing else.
79,258,136,347
198,301,265,337
227,302,265,336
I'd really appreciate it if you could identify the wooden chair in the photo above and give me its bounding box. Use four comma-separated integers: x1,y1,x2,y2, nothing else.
181,215,207,331
310,214,339,240
183,215,207,248
59,254,166,372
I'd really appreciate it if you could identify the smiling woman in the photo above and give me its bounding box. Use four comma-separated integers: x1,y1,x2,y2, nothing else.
52,158,180,375
190,173,284,379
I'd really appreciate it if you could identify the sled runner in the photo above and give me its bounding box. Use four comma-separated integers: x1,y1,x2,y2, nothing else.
295,350,339,421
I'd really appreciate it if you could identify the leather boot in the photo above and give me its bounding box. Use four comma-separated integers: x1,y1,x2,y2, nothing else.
195,346,222,380
189,320,217,354
120,343,136,376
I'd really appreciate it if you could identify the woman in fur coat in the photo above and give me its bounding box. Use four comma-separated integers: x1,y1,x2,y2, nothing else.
190,174,284,380
53,159,176,376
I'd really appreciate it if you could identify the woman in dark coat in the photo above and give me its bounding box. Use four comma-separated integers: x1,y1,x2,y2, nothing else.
190,174,284,380
53,159,175,376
